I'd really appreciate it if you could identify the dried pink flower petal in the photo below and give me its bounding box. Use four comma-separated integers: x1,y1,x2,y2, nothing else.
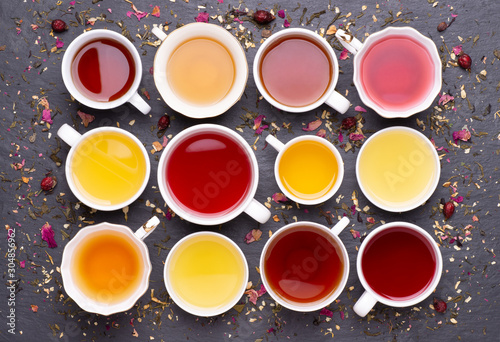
253,114,268,134
438,93,454,106
339,48,350,60
452,129,471,143
349,133,365,141
284,19,290,28
316,129,326,138
452,45,462,56
338,131,344,143
350,229,361,239
245,284,266,305
77,110,95,128
195,12,209,23
42,109,53,124
302,119,322,132
272,192,288,203
277,10,285,18
320,308,333,317
244,229,262,244
56,38,64,49
151,6,160,17
20,260,26,268
41,222,57,248
354,105,367,112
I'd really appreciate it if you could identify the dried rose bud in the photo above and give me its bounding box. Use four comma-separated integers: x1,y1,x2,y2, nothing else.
253,10,275,25
433,298,447,313
341,117,357,130
51,19,68,33
41,176,57,191
158,115,170,130
458,53,472,70
437,22,448,32
443,201,455,219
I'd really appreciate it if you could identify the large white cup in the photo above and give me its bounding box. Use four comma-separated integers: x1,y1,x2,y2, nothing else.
61,29,151,114
151,23,248,119
353,221,443,317
157,124,271,225
60,217,160,316
336,26,442,118
253,28,350,114
57,123,151,211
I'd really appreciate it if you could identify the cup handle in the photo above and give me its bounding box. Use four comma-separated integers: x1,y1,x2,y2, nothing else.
324,91,350,114
57,123,82,147
265,134,285,152
134,216,161,240
335,29,363,55
353,290,378,317
128,92,151,115
152,26,168,41
243,199,271,224
330,216,350,236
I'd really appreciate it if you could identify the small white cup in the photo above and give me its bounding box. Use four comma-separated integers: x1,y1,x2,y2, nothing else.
355,126,440,212
151,23,248,119
260,218,350,312
60,217,160,316
164,231,249,316
253,28,350,114
336,26,442,118
57,123,151,211
265,134,344,205
353,221,443,317
61,29,151,114
157,124,271,225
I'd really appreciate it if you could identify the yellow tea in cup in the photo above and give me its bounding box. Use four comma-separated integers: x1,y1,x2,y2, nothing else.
166,233,247,314
167,38,235,106
357,127,439,211
71,131,147,206
72,229,144,304
278,140,339,201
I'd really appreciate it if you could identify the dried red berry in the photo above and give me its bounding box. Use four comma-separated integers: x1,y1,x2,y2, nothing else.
433,298,447,313
51,19,68,33
158,115,170,130
253,10,275,25
437,22,448,32
41,176,57,191
443,201,455,219
341,117,357,130
458,53,472,70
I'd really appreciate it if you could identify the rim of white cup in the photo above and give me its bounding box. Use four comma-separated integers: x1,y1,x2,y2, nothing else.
60,222,152,316
64,127,151,211
356,221,443,307
253,28,341,113
157,124,259,225
355,126,440,212
273,135,344,205
163,231,249,316
153,23,248,119
352,26,442,119
259,221,350,312
61,29,144,109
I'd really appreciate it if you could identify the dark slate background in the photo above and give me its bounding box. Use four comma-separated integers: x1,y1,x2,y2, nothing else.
0,0,499,341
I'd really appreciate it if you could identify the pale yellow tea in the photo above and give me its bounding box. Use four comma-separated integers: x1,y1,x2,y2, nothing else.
71,131,147,206
357,129,437,209
279,140,339,200
168,234,246,310
72,230,143,304
167,38,235,106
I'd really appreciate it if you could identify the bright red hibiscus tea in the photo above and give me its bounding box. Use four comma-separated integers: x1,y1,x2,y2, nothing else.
260,36,332,107
359,36,434,112
361,227,437,301
166,133,252,215
71,38,135,102
264,226,344,304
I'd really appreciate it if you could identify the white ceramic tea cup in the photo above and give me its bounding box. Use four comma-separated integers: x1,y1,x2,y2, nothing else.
157,123,271,225
353,221,443,317
164,231,249,316
60,217,160,316
335,26,442,118
265,134,344,205
57,123,151,211
253,28,350,114
61,29,151,114
355,126,440,212
151,23,248,119
260,218,350,312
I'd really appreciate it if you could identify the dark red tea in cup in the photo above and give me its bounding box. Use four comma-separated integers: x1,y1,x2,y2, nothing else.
263,226,345,303
166,132,252,215
71,38,136,102
361,227,437,301
260,36,332,107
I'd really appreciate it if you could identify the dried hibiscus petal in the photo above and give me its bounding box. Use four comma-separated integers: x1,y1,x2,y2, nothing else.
41,222,57,248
